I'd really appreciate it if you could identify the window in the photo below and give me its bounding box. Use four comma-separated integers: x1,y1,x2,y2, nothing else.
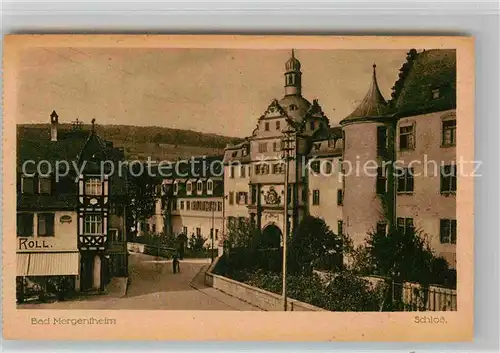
310,160,320,173
261,164,270,175
399,125,415,150
251,185,257,205
313,143,321,151
432,88,441,100
377,126,387,156
17,213,34,237
337,220,343,235
172,201,177,211
441,165,457,193
337,189,343,205
109,229,119,242
397,167,414,193
186,201,190,210
37,213,55,236
255,164,261,175
85,178,102,195
197,180,203,193
376,222,387,236
273,163,284,174
180,201,184,210
196,228,201,236
397,217,414,235
312,190,320,205
238,192,248,205
21,177,35,194
187,181,193,194
376,167,387,195
229,166,235,178
325,161,333,174
440,219,457,244
265,122,270,131
39,177,52,195
442,119,456,146
217,201,222,212
276,121,281,130
258,142,268,153
84,214,103,235
289,104,298,111
183,226,188,235
215,229,219,241
310,121,315,130
207,180,213,194
273,142,279,152
229,191,234,205
173,182,179,195
240,165,246,178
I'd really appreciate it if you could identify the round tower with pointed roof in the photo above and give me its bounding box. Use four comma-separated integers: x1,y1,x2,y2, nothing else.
340,64,393,248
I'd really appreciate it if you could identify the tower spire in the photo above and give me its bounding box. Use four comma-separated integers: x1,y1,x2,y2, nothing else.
284,49,302,96
342,63,387,122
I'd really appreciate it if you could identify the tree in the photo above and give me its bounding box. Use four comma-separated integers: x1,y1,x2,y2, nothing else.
289,216,344,275
225,218,261,250
357,226,455,310
189,233,206,252
127,164,160,237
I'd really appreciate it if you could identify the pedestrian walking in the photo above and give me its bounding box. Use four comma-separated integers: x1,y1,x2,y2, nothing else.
172,253,180,274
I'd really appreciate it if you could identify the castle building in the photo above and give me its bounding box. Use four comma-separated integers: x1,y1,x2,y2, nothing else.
223,49,457,268
16,113,129,301
138,156,225,253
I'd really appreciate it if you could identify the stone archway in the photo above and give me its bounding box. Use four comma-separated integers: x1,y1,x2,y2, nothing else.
261,223,283,249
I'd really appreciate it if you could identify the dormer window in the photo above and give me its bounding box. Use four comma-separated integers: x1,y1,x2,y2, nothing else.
197,180,203,194
265,122,270,131
207,179,214,195
187,181,193,195
432,88,441,100
85,178,102,196
310,121,315,130
173,181,179,195
276,121,281,130
289,104,298,111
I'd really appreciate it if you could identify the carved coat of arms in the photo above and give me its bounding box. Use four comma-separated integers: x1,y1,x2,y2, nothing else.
264,186,281,205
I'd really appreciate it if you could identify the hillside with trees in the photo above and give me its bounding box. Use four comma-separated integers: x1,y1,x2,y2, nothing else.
18,123,242,161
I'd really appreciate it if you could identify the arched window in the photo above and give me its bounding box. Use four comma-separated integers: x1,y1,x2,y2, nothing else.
186,181,193,195
289,104,298,111
197,180,203,194
173,181,179,195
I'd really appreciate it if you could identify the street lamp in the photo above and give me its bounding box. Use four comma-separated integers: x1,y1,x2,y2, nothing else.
281,127,295,311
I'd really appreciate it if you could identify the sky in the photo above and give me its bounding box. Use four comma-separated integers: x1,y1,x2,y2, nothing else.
17,48,408,138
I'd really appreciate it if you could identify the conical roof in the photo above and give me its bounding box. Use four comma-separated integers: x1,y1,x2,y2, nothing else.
342,64,387,123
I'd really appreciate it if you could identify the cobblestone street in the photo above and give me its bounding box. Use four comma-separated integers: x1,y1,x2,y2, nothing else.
18,253,261,311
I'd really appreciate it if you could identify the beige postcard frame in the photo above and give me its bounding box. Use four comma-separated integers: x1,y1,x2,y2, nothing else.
3,35,474,341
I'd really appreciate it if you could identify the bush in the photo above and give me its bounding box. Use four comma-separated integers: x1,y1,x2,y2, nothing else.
237,270,385,312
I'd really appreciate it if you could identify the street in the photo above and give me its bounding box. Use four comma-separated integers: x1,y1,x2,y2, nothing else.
18,253,261,310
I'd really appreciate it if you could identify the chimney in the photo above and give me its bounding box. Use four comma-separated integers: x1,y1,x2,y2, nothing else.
50,110,59,142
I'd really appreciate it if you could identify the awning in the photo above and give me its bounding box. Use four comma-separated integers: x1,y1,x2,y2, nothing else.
17,253,30,276
17,252,80,276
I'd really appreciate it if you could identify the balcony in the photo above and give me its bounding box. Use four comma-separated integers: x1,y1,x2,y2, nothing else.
78,234,108,251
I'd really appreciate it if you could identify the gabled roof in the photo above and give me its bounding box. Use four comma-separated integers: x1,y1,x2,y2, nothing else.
341,64,388,124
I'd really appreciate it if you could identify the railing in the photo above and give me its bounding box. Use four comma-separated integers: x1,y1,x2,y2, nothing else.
392,282,457,311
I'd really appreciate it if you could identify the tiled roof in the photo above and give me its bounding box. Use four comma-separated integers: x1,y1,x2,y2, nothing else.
341,64,388,124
